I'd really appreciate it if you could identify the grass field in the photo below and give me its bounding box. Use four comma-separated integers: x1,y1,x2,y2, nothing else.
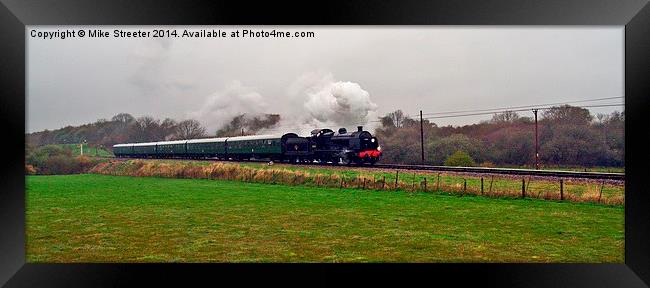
26,174,623,263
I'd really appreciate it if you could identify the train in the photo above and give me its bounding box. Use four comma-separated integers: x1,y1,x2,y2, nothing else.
113,126,382,165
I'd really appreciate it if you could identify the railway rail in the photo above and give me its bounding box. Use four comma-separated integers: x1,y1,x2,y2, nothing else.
373,163,624,181
109,157,625,181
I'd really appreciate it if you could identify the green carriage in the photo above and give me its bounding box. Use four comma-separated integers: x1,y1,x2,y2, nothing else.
156,140,187,157
132,142,157,157
225,135,283,160
186,137,228,158
112,143,133,157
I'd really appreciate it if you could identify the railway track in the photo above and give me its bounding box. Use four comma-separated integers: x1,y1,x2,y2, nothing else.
109,157,625,181
373,163,625,181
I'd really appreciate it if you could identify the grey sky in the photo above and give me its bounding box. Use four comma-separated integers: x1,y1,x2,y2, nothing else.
27,26,623,133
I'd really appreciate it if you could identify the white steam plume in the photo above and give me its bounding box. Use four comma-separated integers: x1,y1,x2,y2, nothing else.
190,80,268,133
268,72,378,135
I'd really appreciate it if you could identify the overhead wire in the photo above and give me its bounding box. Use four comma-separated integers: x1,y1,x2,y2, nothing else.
407,96,623,118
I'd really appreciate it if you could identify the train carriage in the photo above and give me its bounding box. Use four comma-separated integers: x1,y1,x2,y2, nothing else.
186,137,228,158
132,142,157,157
113,143,133,157
225,135,283,160
156,140,187,158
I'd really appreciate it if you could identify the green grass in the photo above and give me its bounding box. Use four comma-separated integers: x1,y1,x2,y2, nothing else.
56,144,113,157
26,174,624,263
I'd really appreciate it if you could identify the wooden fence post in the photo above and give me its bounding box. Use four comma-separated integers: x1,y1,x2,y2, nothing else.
462,179,467,196
521,178,526,198
363,178,367,190
436,173,441,192
489,176,494,193
395,171,399,190
560,179,564,200
599,180,605,203
382,176,386,190
480,177,484,195
412,173,416,190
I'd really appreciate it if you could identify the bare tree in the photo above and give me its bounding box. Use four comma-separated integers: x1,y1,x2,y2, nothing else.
111,113,135,124
381,110,407,128
160,118,178,140
175,119,207,140
130,116,161,142
491,110,520,124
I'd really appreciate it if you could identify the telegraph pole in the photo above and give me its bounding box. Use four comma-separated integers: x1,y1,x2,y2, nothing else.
532,109,539,170
420,110,425,164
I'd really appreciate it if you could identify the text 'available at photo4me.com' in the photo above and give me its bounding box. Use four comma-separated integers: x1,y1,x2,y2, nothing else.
30,28,317,40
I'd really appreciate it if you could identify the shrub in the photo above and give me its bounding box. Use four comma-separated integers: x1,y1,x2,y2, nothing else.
26,145,102,175
428,134,485,165
26,145,71,168
444,150,476,167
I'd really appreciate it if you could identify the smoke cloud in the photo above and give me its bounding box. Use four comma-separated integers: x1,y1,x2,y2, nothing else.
190,80,269,133
193,73,378,136
282,73,378,134
304,81,377,126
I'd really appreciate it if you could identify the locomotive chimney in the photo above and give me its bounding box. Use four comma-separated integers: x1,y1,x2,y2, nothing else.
357,126,363,132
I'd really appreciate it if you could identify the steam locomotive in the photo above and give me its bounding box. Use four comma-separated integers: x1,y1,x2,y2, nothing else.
113,126,382,165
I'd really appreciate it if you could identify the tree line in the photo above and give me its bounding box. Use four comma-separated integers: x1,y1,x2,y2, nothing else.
28,113,208,148
375,105,624,167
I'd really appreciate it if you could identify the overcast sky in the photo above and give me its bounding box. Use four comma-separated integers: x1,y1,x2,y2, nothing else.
27,26,623,134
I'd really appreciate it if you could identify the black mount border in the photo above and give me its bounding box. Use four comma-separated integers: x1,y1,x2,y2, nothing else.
1,0,648,287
